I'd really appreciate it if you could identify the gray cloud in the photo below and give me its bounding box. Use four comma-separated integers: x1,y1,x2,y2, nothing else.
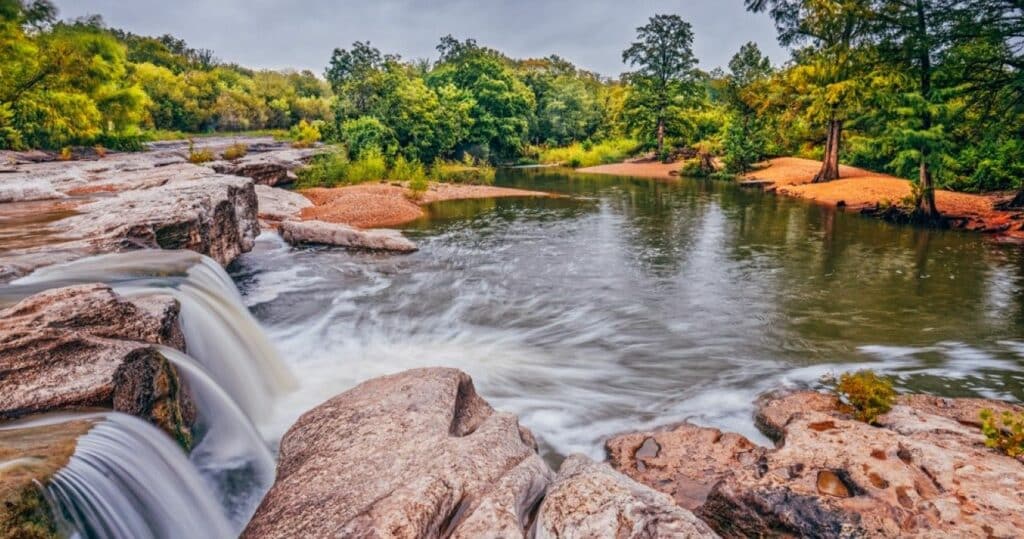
52,0,789,77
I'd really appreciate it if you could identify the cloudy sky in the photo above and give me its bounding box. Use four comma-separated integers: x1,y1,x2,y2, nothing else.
52,0,790,77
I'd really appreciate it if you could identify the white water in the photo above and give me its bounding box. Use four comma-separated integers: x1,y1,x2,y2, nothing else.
13,251,295,420
40,413,234,539
156,346,275,526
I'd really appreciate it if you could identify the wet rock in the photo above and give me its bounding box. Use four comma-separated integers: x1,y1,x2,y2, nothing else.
608,391,1024,538
0,418,96,538
0,284,193,445
255,185,312,223
535,454,718,538
209,147,317,186
243,368,552,538
279,219,417,252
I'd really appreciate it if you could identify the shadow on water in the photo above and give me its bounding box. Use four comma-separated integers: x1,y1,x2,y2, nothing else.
233,167,1024,459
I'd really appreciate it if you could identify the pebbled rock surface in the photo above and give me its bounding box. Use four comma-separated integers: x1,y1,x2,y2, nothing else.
608,390,1024,538
243,368,553,538
0,137,313,280
0,284,193,445
279,219,417,252
255,184,313,224
535,454,718,538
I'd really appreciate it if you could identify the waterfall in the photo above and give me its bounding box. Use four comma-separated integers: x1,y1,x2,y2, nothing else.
156,345,275,525
26,413,235,539
11,250,296,419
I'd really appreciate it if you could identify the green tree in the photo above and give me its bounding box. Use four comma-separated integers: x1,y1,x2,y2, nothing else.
722,42,774,172
621,14,699,156
747,0,876,183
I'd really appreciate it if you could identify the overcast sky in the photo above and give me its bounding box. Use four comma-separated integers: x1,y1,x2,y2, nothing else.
52,0,790,78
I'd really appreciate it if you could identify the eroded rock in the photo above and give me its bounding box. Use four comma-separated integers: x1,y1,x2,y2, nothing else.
255,185,312,223
608,391,1024,538
535,454,718,538
0,284,193,445
243,368,552,538
209,147,317,186
279,219,417,252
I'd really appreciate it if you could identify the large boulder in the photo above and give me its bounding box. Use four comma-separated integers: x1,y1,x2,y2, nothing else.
279,219,417,252
535,454,718,538
608,391,1024,538
0,284,193,446
243,368,553,538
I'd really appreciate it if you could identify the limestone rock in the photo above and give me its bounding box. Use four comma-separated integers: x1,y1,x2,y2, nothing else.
535,454,718,538
255,185,312,223
279,219,417,252
0,284,193,445
608,391,1024,538
209,147,317,186
243,368,552,538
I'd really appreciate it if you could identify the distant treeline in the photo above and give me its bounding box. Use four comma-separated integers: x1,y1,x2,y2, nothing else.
1,0,1021,197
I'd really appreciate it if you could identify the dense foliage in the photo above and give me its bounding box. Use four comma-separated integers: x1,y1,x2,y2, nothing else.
2,1,1021,202
835,370,897,424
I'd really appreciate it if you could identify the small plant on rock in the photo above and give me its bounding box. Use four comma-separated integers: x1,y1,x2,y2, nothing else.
980,409,1024,458
834,370,896,424
59,147,73,161
187,138,214,164
222,142,248,160
94,144,107,158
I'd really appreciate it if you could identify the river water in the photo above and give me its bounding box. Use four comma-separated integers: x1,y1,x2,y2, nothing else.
234,169,1024,459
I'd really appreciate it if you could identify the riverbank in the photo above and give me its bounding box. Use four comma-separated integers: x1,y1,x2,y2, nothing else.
298,182,554,229
582,156,1024,239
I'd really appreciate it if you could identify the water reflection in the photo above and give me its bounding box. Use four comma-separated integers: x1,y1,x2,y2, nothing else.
234,168,1024,458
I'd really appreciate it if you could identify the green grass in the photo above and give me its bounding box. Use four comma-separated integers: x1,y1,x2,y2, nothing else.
430,156,495,185
539,138,639,168
144,128,289,142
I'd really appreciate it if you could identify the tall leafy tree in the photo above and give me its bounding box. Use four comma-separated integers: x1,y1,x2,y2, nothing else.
722,42,774,172
621,14,699,156
747,0,875,183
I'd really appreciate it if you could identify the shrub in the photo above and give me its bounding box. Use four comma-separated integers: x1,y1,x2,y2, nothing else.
295,148,350,188
345,147,388,183
835,370,896,424
980,409,1024,458
222,142,248,160
539,138,638,169
408,175,429,196
93,144,107,158
59,147,72,161
392,155,427,183
430,155,495,185
186,139,214,164
341,116,395,159
680,158,709,178
289,120,321,149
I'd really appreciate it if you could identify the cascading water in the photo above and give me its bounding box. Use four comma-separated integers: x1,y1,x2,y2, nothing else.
156,345,275,525
11,250,296,419
2,412,234,539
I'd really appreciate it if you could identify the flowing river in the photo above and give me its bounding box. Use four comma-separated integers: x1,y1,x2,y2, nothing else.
236,168,1024,459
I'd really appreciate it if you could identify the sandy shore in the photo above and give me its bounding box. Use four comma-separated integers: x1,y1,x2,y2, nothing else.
300,182,553,228
578,160,682,179
583,156,1023,237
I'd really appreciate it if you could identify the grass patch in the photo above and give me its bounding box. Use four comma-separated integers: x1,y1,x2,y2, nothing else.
430,155,495,185
221,142,248,160
539,138,638,168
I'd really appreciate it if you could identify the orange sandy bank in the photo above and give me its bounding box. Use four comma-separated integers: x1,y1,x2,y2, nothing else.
300,182,553,228
578,160,682,179
744,158,1022,235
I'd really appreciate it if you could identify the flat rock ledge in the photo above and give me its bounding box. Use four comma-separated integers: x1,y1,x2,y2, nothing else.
244,368,712,538
607,390,1024,538
0,284,194,446
279,219,417,252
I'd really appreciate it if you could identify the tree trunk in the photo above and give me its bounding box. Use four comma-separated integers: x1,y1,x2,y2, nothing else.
916,158,939,219
812,118,842,183
656,118,665,159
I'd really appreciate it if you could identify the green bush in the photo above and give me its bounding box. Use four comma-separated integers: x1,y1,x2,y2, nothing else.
430,155,495,185
680,158,709,178
295,148,350,188
392,155,427,183
345,147,388,183
289,120,321,149
834,370,897,424
341,116,395,160
539,138,638,169
980,409,1024,458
